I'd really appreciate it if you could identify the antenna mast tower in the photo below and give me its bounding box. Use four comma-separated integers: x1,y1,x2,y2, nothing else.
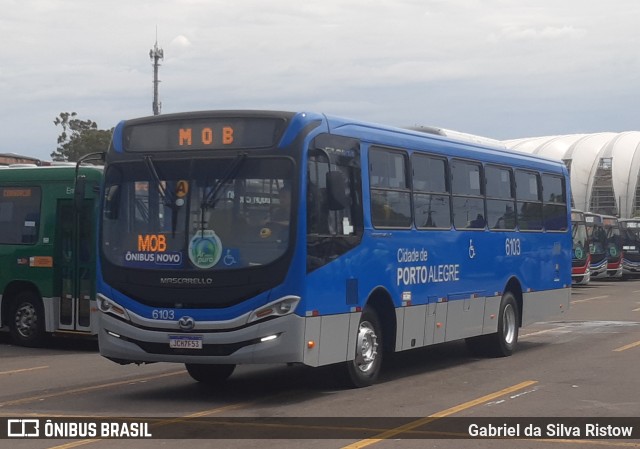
149,30,164,116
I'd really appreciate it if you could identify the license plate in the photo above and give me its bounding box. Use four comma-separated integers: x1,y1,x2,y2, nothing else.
169,335,203,349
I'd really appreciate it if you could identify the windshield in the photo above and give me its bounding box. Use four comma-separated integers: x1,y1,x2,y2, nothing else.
102,157,294,271
572,222,588,261
622,225,640,252
587,224,606,255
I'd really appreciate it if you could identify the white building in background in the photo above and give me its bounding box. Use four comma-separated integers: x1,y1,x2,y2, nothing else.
505,133,640,218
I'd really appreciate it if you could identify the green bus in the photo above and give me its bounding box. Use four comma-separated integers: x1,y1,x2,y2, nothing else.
0,164,102,346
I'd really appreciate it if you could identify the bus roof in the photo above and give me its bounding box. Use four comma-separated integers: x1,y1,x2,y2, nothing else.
322,113,568,174
114,109,567,175
0,164,102,183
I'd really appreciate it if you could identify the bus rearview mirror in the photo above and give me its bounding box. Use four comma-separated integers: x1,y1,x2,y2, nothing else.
326,171,348,211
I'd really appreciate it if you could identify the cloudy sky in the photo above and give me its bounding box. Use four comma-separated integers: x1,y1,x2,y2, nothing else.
2,0,639,161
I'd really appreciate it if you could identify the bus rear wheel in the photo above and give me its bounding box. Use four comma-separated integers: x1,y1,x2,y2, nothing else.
488,292,519,357
466,292,519,357
10,292,46,347
185,363,235,384
345,308,383,388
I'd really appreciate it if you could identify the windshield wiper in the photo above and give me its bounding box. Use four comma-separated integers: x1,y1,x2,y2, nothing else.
199,153,247,234
143,155,175,207
143,155,179,236
201,153,247,210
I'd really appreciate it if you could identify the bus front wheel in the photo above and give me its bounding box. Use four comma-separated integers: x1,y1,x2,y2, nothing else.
345,308,383,388
185,363,235,384
10,292,46,347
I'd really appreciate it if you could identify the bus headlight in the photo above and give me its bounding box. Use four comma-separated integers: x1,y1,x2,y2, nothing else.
247,296,301,324
96,293,131,321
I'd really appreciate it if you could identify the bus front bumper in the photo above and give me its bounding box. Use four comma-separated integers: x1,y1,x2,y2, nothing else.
98,312,306,366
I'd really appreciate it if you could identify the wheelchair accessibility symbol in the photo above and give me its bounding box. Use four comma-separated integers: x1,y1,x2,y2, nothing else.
223,249,238,266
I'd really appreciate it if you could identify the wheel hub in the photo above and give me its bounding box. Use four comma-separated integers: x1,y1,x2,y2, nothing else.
15,304,37,338
355,321,378,373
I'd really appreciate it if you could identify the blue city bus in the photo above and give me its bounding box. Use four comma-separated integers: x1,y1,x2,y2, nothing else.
96,111,572,387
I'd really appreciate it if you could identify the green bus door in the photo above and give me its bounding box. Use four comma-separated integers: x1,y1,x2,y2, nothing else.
57,199,95,334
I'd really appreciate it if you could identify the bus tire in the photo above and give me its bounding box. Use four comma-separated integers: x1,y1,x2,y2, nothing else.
487,292,519,357
9,291,46,347
345,308,383,388
185,363,235,384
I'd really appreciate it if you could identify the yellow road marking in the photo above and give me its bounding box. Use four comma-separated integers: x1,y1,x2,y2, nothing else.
613,340,640,352
0,365,48,375
341,380,538,449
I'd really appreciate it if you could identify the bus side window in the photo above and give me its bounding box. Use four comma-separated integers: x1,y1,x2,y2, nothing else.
451,159,485,230
306,135,363,272
485,165,516,230
307,151,331,235
369,147,412,229
515,170,543,230
0,187,41,245
542,174,568,231
412,153,451,229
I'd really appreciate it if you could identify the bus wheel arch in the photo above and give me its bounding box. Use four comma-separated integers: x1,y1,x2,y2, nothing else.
364,287,396,354
487,280,522,357
3,282,46,347
503,277,523,328
466,278,522,357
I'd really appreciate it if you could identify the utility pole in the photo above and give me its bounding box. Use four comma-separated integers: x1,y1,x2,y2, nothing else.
149,29,164,116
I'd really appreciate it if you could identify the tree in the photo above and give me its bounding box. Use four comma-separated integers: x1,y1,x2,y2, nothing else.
51,112,113,162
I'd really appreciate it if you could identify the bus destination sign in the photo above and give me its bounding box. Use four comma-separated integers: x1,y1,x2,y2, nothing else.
123,117,286,152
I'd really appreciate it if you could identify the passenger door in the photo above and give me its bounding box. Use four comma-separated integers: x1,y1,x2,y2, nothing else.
56,199,95,333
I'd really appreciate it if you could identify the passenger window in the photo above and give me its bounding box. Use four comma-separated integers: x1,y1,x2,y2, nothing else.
451,160,485,229
516,170,542,230
369,147,411,228
0,187,41,245
412,154,451,229
542,174,568,231
485,166,516,230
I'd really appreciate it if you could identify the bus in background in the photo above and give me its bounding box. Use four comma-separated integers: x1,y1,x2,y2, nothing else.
0,164,102,346
571,210,590,285
584,212,607,279
620,218,640,278
601,215,623,279
96,110,571,387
